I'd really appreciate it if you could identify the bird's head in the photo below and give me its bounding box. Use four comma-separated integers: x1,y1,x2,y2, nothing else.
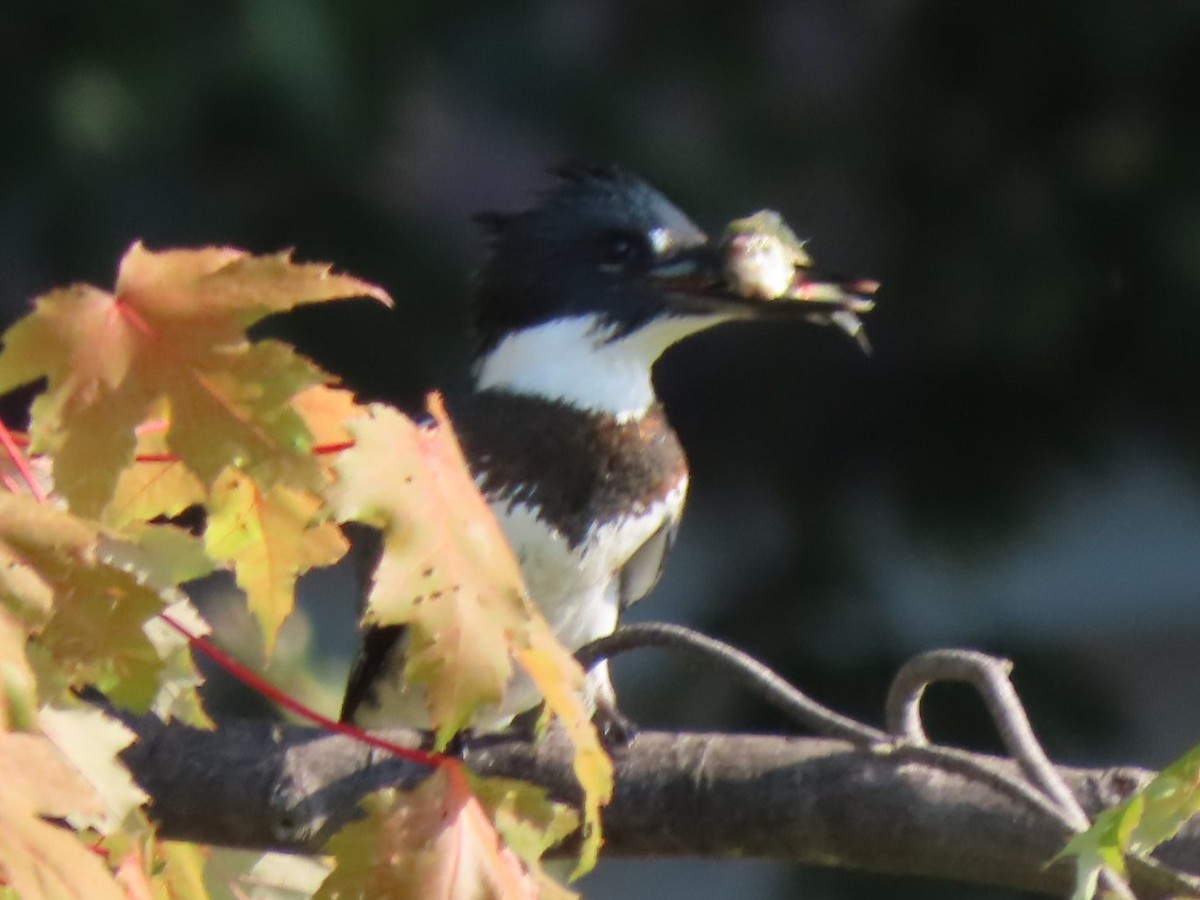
470,164,873,419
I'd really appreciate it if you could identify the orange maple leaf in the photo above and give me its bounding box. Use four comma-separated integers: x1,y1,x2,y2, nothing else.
0,243,391,518
0,732,125,900
292,384,363,457
329,395,613,872
329,397,526,747
318,765,575,900
105,413,206,527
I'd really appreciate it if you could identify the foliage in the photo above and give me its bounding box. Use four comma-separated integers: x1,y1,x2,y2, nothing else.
1060,742,1200,900
330,399,612,872
319,767,578,900
0,244,608,898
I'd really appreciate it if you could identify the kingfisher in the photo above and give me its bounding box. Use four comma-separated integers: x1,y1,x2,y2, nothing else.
340,164,874,738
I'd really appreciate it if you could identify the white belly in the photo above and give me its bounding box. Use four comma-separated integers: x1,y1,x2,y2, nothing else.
356,481,687,732
494,478,687,649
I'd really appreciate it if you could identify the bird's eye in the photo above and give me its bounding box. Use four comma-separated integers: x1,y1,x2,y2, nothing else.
599,231,648,271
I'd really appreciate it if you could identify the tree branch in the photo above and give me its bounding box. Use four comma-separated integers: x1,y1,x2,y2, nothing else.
117,713,1199,898
576,625,1184,897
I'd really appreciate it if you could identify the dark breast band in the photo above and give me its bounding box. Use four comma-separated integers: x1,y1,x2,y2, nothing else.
448,391,688,548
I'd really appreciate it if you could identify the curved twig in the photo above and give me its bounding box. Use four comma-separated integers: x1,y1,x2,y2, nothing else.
576,622,887,746
887,649,1088,830
885,649,1136,900
580,626,1079,830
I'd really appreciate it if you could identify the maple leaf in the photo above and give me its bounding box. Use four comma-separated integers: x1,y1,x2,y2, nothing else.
0,243,391,519
328,398,526,748
35,556,169,706
92,833,204,900
470,774,580,898
318,765,549,900
0,492,75,627
96,530,213,719
1060,739,1200,899
0,494,204,712
38,706,148,834
512,620,613,878
0,609,37,731
100,523,215,591
155,841,211,900
330,396,613,870
188,388,362,652
112,842,158,900
205,848,330,899
92,837,213,900
104,414,206,528
0,496,163,705
139,598,212,725
0,732,104,822
0,731,125,900
292,384,364,455
0,448,53,501
328,395,612,879
204,466,348,656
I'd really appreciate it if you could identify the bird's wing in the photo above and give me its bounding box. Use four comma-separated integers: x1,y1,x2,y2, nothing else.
616,517,679,611
338,523,399,724
342,522,384,616
338,623,405,723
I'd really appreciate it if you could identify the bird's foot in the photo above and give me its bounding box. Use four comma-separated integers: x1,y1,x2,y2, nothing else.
441,727,475,757
503,702,636,748
592,698,637,748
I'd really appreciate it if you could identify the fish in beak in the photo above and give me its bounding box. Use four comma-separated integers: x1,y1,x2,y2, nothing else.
647,209,878,353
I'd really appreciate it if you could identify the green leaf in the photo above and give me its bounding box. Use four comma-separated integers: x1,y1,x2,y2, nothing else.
1130,743,1200,852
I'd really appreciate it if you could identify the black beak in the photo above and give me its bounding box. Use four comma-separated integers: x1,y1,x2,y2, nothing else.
648,242,878,354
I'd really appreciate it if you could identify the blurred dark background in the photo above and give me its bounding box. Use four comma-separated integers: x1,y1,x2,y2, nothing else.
5,2,1200,897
